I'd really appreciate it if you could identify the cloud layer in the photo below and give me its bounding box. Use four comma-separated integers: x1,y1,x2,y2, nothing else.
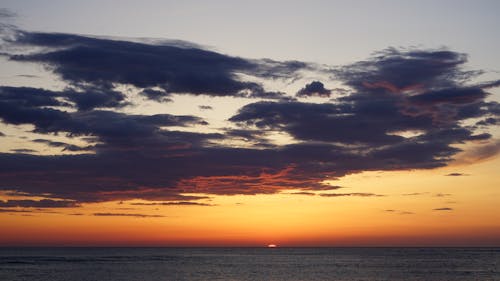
0,27,498,208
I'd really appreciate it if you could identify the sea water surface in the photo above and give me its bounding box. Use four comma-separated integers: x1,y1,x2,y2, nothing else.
0,247,499,281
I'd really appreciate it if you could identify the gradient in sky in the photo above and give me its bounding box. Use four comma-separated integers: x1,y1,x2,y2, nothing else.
0,1,499,246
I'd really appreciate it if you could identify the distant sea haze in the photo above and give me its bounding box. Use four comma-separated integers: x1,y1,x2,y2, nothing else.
1,247,499,281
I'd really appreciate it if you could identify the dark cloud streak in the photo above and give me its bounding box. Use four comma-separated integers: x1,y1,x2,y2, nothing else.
130,201,214,206
93,212,165,218
433,207,453,211
445,173,467,176
0,199,78,208
320,193,384,197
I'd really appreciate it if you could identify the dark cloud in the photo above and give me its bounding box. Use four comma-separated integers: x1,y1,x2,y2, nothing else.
333,49,474,90
433,207,453,211
4,31,305,97
93,212,165,218
0,86,133,136
0,199,78,208
9,33,253,94
230,100,468,171
0,86,210,151
0,86,130,111
231,48,499,173
139,88,172,103
0,86,66,107
230,101,401,144
0,143,345,202
0,150,221,202
0,100,69,128
296,81,331,97
68,88,127,111
50,111,207,138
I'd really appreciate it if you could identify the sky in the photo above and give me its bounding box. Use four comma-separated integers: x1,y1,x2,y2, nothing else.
0,0,499,246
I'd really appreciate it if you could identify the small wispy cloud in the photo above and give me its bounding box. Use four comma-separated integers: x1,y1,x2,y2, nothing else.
384,209,415,215
130,201,214,206
446,173,468,176
0,208,33,213
93,212,166,218
402,192,429,196
321,193,384,197
16,74,40,78
433,207,453,211
199,105,213,110
288,191,316,196
434,193,452,197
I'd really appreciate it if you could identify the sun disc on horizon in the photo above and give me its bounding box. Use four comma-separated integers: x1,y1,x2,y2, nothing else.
267,244,277,248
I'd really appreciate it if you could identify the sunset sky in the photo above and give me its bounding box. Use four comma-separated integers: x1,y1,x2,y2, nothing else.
0,0,499,246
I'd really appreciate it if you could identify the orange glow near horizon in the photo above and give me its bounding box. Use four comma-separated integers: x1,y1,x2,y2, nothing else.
1,156,499,247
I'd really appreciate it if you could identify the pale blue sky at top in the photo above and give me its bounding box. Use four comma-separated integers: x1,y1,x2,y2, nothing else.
2,0,500,69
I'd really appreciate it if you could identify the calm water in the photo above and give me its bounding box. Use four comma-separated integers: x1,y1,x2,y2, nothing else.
0,247,499,281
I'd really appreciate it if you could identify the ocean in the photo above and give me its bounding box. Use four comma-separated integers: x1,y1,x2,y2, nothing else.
0,247,499,280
